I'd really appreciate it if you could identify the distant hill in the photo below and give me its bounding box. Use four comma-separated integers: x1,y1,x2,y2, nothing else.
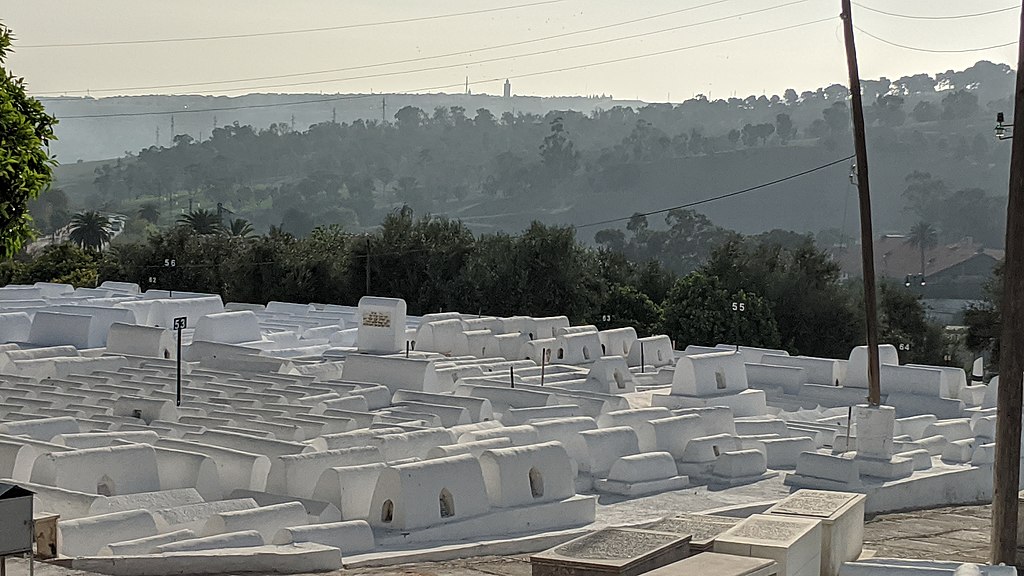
43,60,1016,243
41,92,640,163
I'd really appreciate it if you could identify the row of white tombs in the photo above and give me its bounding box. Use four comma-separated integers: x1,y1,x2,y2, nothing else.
0,286,1009,574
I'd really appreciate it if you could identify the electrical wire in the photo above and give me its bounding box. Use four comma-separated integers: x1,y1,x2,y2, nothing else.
853,2,1018,20
574,154,856,230
41,0,743,95
855,26,1017,53
140,156,855,267
59,16,836,119
138,0,818,96
21,0,567,49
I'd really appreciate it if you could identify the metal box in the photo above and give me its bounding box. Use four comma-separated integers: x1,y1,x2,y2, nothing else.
0,483,34,556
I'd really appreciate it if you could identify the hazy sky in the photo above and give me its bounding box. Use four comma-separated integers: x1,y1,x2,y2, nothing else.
4,0,1019,102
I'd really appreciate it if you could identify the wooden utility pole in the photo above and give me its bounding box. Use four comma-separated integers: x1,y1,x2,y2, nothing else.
840,0,881,405
991,0,1024,563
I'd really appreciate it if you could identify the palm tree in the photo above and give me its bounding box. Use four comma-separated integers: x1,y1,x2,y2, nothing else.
68,211,112,250
227,218,254,238
906,221,938,279
138,202,161,225
177,208,222,234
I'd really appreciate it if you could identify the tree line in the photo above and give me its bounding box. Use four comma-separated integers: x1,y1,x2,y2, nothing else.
3,206,957,365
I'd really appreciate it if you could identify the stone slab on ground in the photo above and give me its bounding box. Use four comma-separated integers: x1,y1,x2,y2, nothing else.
530,528,690,576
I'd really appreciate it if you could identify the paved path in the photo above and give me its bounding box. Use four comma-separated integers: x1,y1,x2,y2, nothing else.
863,504,991,564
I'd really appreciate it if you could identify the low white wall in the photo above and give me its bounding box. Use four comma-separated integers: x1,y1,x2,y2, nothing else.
479,441,575,507
368,454,490,530
272,520,375,555
59,509,158,556
202,502,307,540
31,444,160,495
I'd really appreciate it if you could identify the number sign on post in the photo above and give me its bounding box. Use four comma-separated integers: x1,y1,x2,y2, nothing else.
173,316,187,406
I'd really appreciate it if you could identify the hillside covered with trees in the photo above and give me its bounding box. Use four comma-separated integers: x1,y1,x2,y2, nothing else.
45,60,1014,250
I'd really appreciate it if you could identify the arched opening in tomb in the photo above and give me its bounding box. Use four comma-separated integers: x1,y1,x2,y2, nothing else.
712,445,721,457
411,341,417,350
557,348,565,360
614,370,626,389
528,332,534,340
481,346,487,356
529,467,544,498
601,344,606,355
164,349,171,359
439,488,455,518
582,346,591,360
96,475,116,496
657,350,664,363
381,499,394,523
715,368,727,390
622,342,630,355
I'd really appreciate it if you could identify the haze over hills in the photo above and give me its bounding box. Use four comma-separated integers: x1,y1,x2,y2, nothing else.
45,60,1015,243
43,92,638,163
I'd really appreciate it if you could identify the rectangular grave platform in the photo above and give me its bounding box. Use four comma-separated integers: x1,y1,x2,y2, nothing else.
530,527,691,576
714,514,821,576
644,513,741,553
644,552,778,576
767,489,865,576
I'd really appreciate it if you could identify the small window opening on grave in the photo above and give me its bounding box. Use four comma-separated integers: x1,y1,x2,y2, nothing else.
614,370,626,389
601,344,606,355
712,445,720,457
582,346,591,360
481,347,486,356
558,348,565,360
164,350,171,359
623,342,630,355
381,499,394,523
657,349,664,362
715,369,727,390
439,488,455,518
528,332,534,340
97,475,115,497
131,409,143,419
529,467,544,498
411,341,417,350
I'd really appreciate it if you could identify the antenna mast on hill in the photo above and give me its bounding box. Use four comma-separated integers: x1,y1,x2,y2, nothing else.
382,96,387,125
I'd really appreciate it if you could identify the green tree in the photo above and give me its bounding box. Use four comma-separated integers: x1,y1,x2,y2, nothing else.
539,117,579,180
878,281,948,365
965,262,1002,362
177,208,223,234
591,284,663,337
906,221,938,278
68,211,113,251
0,25,58,258
227,218,255,238
138,202,161,225
660,272,780,349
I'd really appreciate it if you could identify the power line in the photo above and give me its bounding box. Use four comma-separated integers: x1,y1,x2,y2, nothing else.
59,16,836,119
138,156,856,264
21,0,567,49
146,0,818,96
574,154,856,230
40,0,743,95
853,2,1018,20
854,26,1016,53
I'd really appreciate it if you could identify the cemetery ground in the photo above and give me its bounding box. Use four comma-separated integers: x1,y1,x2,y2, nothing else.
6,492,992,576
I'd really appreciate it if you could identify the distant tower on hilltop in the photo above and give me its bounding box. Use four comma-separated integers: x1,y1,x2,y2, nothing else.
503,79,511,98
